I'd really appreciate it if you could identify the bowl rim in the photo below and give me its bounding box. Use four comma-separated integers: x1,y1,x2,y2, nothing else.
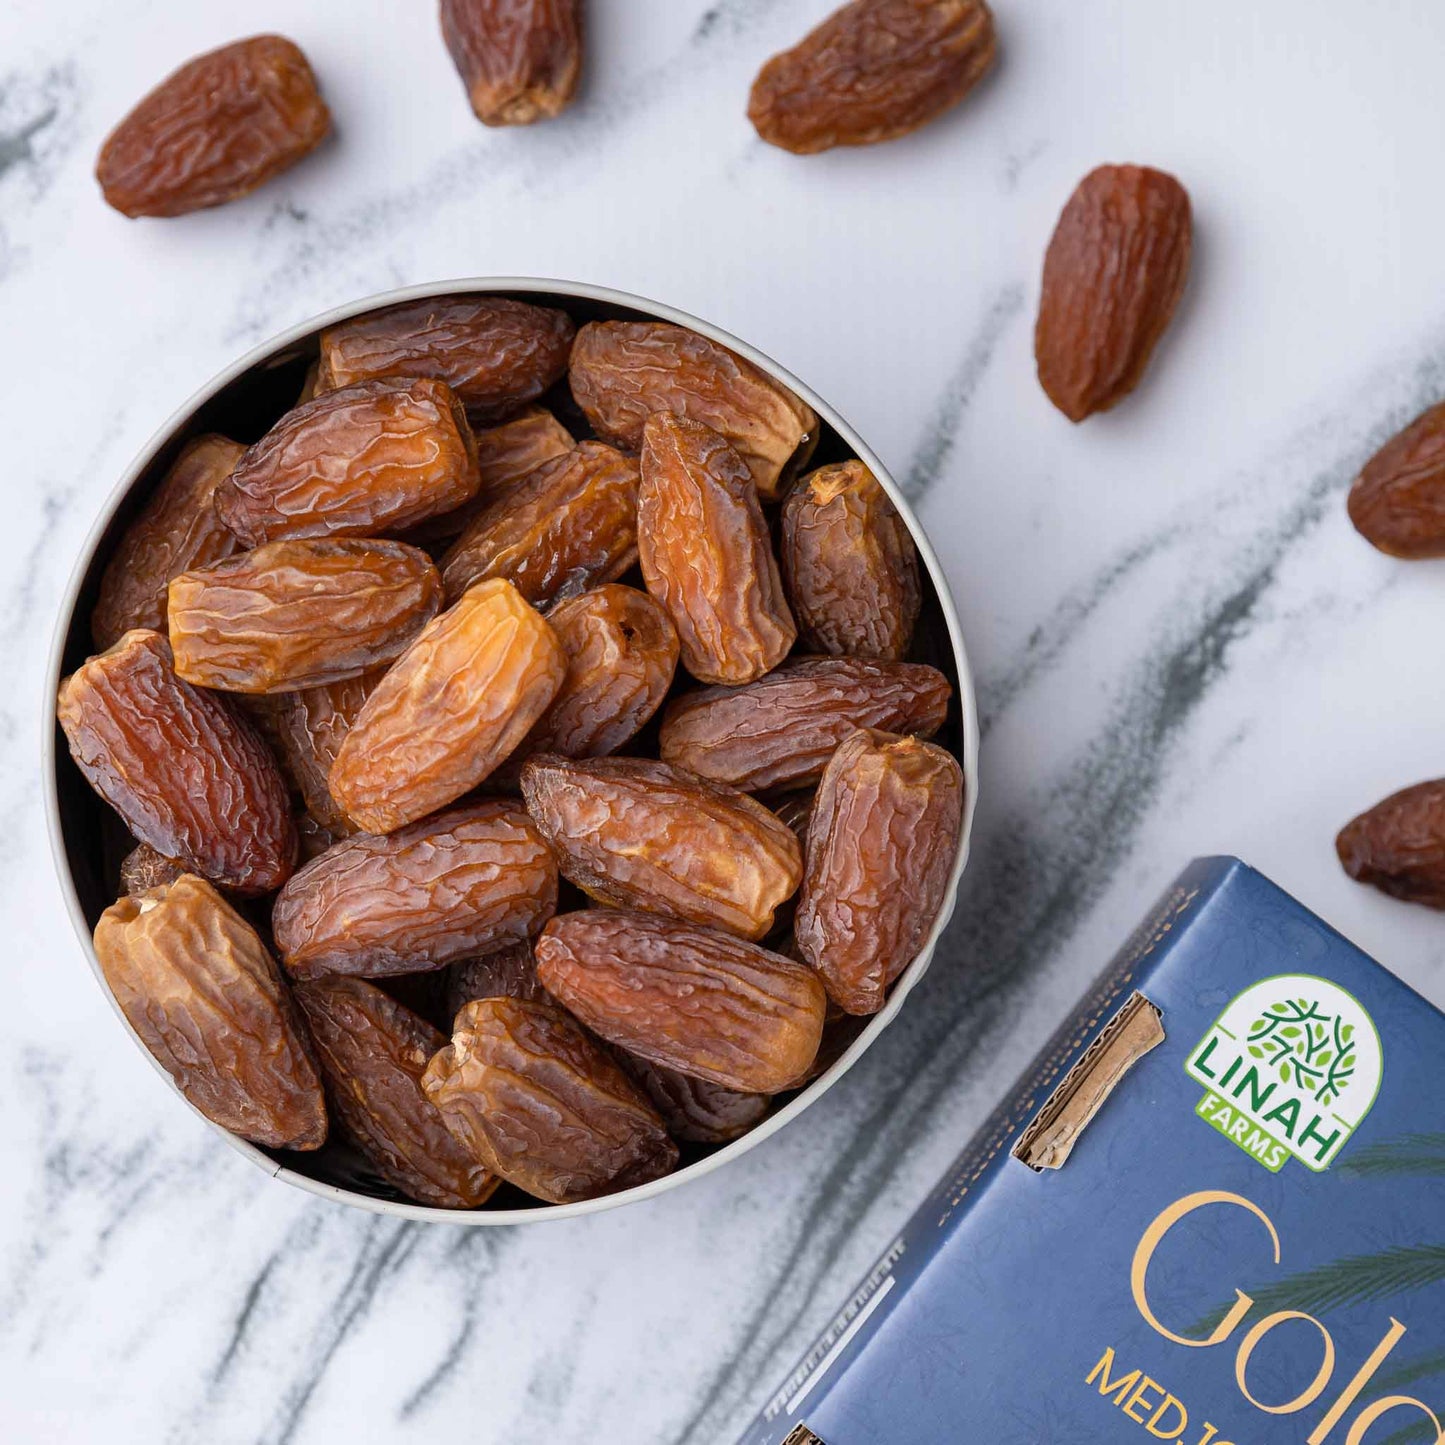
43,275,981,1225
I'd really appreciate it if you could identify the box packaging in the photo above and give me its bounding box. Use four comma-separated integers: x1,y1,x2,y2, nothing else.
740,857,1445,1445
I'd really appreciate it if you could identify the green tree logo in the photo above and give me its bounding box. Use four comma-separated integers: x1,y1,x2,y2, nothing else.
1246,997,1357,1108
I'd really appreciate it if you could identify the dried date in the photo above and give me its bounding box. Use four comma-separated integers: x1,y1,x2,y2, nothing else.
440,442,639,607
445,941,548,1019
659,656,951,792
214,378,480,546
568,320,818,499
421,996,678,1204
294,975,497,1207
317,296,574,421
748,0,997,155
118,843,187,897
91,435,245,650
781,460,920,659
96,36,330,218
269,671,385,834
794,728,964,1014
639,414,795,685
440,0,583,126
521,756,802,941
168,539,441,693
93,875,326,1148
535,909,826,1092
1347,401,1445,558
329,578,566,833
616,1053,770,1144
58,629,295,893
273,800,557,978
1337,780,1445,907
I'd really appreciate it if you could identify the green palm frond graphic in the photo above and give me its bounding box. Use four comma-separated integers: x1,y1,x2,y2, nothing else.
1341,1135,1445,1178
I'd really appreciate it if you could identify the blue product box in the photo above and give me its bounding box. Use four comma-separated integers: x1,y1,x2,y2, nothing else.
741,858,1445,1445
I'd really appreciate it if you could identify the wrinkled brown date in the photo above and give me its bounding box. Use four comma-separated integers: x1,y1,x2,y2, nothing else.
421,996,678,1204
659,656,952,793
781,460,921,660
96,35,331,218
329,578,566,833
440,0,583,126
568,320,818,499
535,909,826,1092
617,1054,771,1144
1347,401,1445,558
795,729,963,1014
118,843,187,897
273,800,557,979
168,539,441,693
445,941,548,1019
93,875,326,1148
639,414,796,685
91,435,245,650
58,629,296,893
748,0,997,155
440,442,639,607
294,975,498,1207
317,296,574,422
269,670,385,834
1337,780,1445,907
521,756,803,941
215,378,480,546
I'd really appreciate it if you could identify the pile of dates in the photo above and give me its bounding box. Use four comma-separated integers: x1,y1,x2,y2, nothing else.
58,296,965,1209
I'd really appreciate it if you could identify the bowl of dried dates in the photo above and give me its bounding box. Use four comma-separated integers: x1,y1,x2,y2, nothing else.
45,280,978,1221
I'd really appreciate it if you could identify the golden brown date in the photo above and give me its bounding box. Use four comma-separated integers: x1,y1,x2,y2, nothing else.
440,442,639,607
535,909,826,1092
747,0,996,155
294,975,498,1208
273,800,557,979
659,656,951,793
91,435,245,650
1347,401,1445,558
616,1053,771,1144
58,630,296,893
329,579,566,833
96,36,330,218
93,875,326,1148
440,0,583,126
639,414,795,685
795,729,963,1014
781,460,920,660
445,941,548,1019
1337,780,1445,907
568,321,818,500
118,844,187,896
215,378,480,546
421,996,677,1204
317,296,575,422
521,756,803,941
168,539,441,693
1035,165,1192,422
269,671,385,834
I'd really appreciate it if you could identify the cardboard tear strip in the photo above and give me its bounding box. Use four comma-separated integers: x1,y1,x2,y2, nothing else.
781,1427,826,1445
1013,992,1166,1171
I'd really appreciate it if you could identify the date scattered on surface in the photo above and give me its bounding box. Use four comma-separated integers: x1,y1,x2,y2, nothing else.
1347,401,1445,558
295,975,498,1207
782,460,920,660
58,629,296,893
569,320,818,499
440,442,639,607
1337,781,1445,908
94,875,326,1148
535,909,827,1093
96,35,330,218
660,656,951,793
440,0,583,127
329,578,566,832
91,435,245,650
639,414,796,685
795,728,964,1014
273,800,557,979
422,996,678,1204
1035,164,1192,422
317,296,574,421
216,377,480,546
748,0,997,155
168,539,441,693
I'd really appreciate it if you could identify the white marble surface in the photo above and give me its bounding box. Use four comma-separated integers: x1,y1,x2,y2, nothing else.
6,1,1445,1440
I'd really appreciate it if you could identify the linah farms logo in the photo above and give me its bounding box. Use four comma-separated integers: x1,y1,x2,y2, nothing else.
1185,975,1382,1173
